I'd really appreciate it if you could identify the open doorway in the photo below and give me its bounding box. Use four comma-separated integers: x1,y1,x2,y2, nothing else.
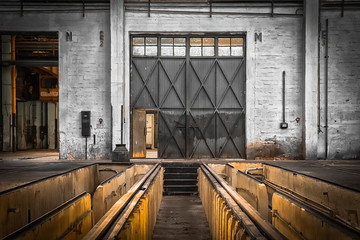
132,109,158,158
1,32,59,153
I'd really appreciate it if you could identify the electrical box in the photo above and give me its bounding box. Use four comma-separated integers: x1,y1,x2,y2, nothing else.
280,122,288,129
81,111,91,137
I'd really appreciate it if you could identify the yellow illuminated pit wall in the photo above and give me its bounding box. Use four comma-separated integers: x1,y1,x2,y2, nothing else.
198,167,268,240
208,163,360,240
0,165,98,239
116,167,163,239
84,164,163,240
263,164,360,232
208,163,268,220
272,192,352,240
4,192,93,240
0,163,156,239
93,164,154,224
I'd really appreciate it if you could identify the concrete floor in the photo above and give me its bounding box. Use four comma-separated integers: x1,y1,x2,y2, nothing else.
152,195,211,240
265,160,360,192
0,150,110,192
1,150,360,193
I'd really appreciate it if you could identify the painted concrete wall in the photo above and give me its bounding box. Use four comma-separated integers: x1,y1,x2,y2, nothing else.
0,11,112,159
1,3,359,160
122,7,304,159
319,11,360,159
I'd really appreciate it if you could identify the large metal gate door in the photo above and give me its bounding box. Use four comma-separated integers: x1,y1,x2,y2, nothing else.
188,58,245,158
131,36,245,159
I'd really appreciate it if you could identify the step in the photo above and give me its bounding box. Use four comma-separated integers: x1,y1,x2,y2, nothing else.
164,167,198,174
164,172,197,179
162,162,200,168
164,185,198,192
164,179,198,186
163,191,198,196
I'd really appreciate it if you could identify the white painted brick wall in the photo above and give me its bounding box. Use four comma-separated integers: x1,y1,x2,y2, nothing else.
1,5,357,159
319,11,360,159
0,12,112,159
124,9,304,159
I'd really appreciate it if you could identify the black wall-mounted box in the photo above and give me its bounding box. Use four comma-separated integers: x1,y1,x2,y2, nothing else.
81,111,91,137
280,122,288,129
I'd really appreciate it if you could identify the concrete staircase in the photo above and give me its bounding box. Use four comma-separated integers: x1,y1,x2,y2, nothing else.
162,162,199,195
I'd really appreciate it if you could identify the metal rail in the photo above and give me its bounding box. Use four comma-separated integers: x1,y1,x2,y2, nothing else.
224,162,360,239
263,178,360,237
83,163,163,240
199,163,286,240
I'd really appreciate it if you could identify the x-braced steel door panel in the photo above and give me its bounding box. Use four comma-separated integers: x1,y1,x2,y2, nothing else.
131,36,245,159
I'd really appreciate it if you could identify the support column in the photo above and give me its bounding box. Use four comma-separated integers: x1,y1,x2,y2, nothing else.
48,102,56,149
0,35,2,151
110,0,125,151
303,0,319,159
1,35,12,151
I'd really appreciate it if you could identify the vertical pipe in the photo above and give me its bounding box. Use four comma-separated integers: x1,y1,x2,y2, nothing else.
11,35,16,152
41,101,43,148
85,137,87,160
122,6,126,147
55,103,58,149
317,0,321,135
282,71,286,123
121,105,124,144
45,102,48,149
215,37,217,158
325,19,329,159
11,36,16,114
185,37,190,159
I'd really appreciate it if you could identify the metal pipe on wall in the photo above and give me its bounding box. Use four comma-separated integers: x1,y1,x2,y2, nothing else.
317,1,320,133
41,101,43,148
121,105,123,144
45,102,48,149
11,35,16,152
85,137,87,160
325,19,329,159
282,71,286,123
0,35,2,151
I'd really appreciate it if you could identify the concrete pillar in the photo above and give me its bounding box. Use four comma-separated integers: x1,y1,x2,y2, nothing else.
48,102,56,149
110,0,125,150
1,35,12,151
16,102,26,150
303,0,319,159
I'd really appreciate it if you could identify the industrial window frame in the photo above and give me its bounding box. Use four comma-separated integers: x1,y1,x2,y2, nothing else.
131,34,245,58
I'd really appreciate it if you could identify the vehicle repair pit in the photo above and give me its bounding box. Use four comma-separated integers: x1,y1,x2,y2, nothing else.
0,161,359,240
